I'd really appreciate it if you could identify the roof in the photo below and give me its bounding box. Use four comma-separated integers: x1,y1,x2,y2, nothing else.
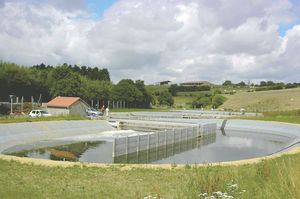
47,97,89,108
180,81,213,85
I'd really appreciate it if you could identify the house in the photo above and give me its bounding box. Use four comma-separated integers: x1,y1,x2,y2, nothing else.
47,97,89,117
155,80,171,85
180,81,213,86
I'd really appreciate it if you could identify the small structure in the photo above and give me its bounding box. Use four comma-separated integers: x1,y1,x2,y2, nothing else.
47,97,89,117
180,81,213,86
155,80,171,85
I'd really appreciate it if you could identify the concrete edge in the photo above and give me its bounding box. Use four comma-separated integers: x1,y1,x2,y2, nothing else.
0,119,300,170
0,145,299,170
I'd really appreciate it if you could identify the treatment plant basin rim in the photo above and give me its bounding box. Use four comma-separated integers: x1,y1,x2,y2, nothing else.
0,119,299,165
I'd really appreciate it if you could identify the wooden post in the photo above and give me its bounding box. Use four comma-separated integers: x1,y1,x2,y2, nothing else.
31,96,34,110
21,96,24,113
112,138,116,157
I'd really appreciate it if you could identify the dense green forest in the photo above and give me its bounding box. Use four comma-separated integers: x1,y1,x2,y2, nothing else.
0,61,154,108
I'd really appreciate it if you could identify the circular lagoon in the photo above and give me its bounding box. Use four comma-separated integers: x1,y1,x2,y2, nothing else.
3,129,294,164
0,119,299,165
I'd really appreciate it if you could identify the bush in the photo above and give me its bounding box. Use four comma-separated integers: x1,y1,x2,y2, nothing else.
157,91,174,106
0,104,10,115
212,95,227,108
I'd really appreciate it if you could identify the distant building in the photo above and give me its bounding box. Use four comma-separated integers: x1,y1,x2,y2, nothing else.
155,80,171,85
180,81,213,86
47,97,89,117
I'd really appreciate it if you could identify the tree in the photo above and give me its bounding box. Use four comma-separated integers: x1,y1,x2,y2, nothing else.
191,93,212,108
222,80,232,86
49,65,82,97
260,81,267,87
157,91,174,106
110,79,143,108
236,81,246,87
98,68,110,81
212,95,227,108
168,84,178,96
266,81,274,86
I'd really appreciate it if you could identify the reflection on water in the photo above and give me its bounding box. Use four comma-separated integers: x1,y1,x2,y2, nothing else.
4,129,292,164
6,141,105,162
114,134,216,164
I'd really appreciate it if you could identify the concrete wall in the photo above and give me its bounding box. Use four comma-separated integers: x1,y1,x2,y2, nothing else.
69,101,89,117
47,107,69,116
113,123,217,157
114,134,216,164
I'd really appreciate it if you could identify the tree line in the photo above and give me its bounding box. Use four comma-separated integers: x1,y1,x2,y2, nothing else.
0,61,153,108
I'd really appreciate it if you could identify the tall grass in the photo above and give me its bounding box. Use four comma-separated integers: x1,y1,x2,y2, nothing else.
0,153,299,198
243,110,300,124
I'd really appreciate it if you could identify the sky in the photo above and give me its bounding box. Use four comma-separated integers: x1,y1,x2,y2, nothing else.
1,0,300,84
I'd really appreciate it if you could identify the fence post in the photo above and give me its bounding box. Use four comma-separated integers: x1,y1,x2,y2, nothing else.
125,136,128,155
173,129,175,143
112,138,116,157
21,96,24,113
164,130,167,146
147,133,150,151
186,128,188,140
31,96,34,110
156,132,159,148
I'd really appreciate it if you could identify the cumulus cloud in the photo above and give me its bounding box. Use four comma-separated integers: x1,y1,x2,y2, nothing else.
0,0,300,84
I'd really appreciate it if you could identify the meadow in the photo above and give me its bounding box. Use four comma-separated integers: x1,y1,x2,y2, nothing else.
221,87,300,112
0,150,299,198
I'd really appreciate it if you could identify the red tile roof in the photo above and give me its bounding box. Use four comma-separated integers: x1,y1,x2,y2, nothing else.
47,97,88,107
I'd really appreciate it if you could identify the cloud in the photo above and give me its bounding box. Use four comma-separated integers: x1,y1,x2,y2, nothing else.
0,0,300,84
47,0,87,12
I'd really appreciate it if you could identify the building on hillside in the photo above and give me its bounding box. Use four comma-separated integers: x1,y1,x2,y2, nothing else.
180,81,213,86
155,80,171,85
47,97,89,116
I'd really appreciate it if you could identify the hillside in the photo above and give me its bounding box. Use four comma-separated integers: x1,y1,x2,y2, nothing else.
220,87,300,112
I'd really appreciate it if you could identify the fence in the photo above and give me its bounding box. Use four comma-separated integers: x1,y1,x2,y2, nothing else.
112,123,216,157
113,133,216,164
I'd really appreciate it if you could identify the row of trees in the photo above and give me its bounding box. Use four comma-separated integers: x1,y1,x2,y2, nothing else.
32,63,110,81
0,61,154,108
222,80,299,89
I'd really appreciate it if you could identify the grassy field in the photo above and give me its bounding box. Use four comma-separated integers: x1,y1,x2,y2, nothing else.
172,87,300,111
220,87,300,112
0,150,299,198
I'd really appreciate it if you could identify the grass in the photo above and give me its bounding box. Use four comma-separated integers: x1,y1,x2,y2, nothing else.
0,152,299,198
220,87,300,112
0,114,88,124
239,110,300,124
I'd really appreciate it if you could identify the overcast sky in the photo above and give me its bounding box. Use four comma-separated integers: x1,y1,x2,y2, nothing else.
1,0,300,84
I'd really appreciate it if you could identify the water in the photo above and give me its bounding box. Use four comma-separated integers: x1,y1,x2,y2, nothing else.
5,129,292,164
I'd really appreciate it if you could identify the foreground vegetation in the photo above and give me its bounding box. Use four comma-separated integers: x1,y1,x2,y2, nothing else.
0,151,299,198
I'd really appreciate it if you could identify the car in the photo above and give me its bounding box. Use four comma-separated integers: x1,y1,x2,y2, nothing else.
86,107,103,117
29,110,52,118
